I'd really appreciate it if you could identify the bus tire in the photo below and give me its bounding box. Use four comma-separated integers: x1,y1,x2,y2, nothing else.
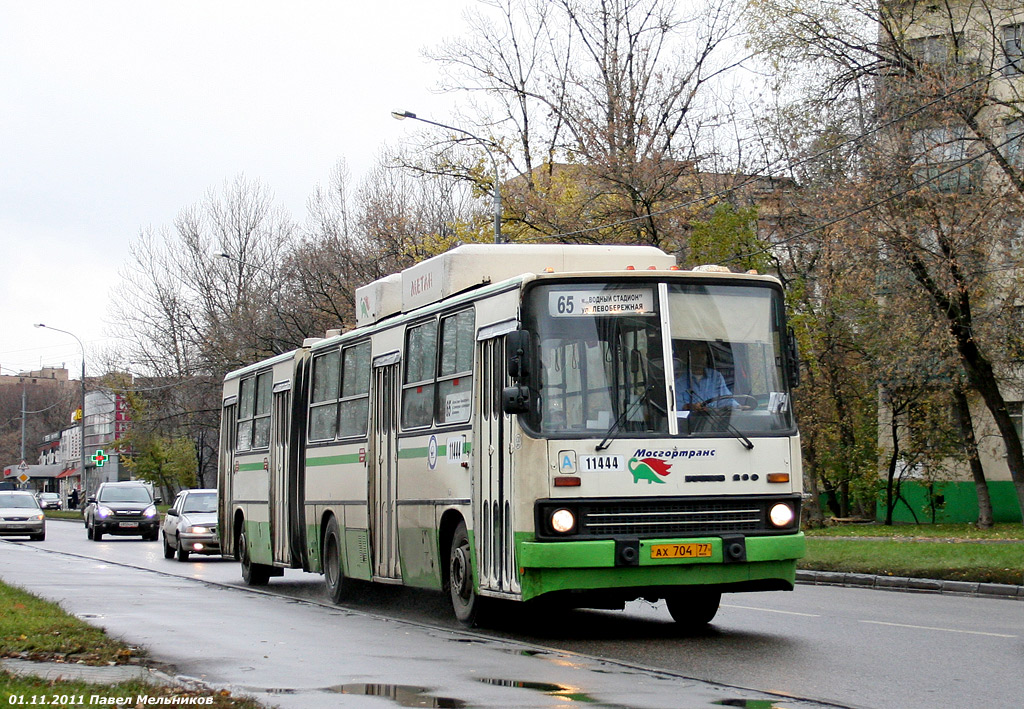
323,516,347,604
239,530,270,586
449,521,486,626
665,589,721,631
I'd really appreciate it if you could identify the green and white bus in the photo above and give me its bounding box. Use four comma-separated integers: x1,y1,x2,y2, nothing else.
218,244,805,627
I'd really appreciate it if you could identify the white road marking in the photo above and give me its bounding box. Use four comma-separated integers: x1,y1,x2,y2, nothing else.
722,604,820,617
861,620,1016,638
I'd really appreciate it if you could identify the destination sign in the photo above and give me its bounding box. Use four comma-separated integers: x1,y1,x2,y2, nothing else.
548,289,655,317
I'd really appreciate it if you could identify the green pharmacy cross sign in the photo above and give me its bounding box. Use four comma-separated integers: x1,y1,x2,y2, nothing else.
91,450,108,467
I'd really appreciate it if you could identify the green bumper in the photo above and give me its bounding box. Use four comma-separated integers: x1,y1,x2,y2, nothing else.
516,532,805,601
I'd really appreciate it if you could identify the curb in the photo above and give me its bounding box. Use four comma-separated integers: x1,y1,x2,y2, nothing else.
796,570,1024,600
0,657,179,685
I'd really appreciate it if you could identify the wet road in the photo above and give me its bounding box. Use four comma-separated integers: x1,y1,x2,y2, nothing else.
4,520,1022,708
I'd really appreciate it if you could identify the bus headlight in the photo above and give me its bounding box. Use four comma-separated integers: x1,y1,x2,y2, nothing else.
769,502,795,528
550,508,576,534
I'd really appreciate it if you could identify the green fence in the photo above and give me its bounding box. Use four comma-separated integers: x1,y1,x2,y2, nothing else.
876,481,1022,524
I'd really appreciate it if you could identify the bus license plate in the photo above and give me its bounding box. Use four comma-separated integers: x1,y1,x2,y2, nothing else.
119,522,139,528
650,543,712,559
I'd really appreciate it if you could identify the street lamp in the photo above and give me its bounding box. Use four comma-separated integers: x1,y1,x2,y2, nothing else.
34,324,88,505
212,249,279,279
391,110,504,244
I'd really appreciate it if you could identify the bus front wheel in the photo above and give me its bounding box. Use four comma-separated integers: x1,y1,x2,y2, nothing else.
239,530,270,586
323,516,347,604
449,521,487,626
665,589,721,631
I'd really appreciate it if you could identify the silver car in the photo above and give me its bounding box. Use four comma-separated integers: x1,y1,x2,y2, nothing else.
162,488,219,561
37,492,61,510
0,491,46,541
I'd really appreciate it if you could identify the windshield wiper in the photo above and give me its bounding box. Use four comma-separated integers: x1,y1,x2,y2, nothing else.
687,390,754,450
596,386,652,451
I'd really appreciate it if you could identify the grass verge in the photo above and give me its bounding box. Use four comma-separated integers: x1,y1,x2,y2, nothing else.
805,522,1024,541
45,510,85,522
803,523,1024,585
0,581,137,664
0,580,260,708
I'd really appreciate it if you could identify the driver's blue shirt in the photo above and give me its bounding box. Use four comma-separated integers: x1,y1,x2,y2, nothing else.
675,370,736,408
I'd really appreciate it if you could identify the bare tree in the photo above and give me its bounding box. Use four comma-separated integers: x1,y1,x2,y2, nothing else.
426,0,754,249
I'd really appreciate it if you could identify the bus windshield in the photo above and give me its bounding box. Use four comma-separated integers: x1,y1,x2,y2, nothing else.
522,280,795,438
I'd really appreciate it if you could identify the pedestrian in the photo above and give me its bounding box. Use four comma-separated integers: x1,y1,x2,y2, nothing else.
69,487,79,510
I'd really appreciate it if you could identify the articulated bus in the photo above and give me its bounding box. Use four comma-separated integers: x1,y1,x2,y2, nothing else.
218,244,805,627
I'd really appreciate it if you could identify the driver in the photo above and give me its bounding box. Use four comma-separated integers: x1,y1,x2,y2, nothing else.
674,341,737,411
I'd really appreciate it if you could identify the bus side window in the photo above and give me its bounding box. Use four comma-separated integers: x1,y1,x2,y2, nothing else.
237,377,254,451
309,350,341,441
252,371,272,448
436,309,474,425
402,320,437,429
339,341,371,437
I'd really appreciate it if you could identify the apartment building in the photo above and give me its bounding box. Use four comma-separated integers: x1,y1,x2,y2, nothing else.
878,0,1024,522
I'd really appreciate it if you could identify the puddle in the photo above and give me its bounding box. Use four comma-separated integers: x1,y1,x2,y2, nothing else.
326,684,466,707
497,647,562,659
237,683,465,707
714,700,785,708
478,678,600,703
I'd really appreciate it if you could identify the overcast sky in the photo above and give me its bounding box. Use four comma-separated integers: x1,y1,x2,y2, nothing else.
0,0,471,377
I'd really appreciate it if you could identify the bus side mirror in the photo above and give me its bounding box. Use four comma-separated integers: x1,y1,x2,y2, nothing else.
506,330,531,382
502,385,531,415
787,328,801,388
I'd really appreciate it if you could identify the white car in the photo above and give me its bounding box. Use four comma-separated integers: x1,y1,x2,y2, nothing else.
162,489,220,561
0,491,46,541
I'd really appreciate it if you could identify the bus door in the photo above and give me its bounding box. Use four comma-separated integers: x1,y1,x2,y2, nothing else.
476,332,519,594
371,354,401,581
218,397,237,558
269,382,292,565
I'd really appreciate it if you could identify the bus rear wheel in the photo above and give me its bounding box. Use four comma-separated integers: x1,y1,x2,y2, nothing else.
449,521,487,626
323,516,347,604
239,530,270,586
665,589,721,631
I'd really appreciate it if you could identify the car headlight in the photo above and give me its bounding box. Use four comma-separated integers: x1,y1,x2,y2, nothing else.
187,526,210,535
97,505,113,518
769,502,795,528
32,513,44,521
143,505,157,518
550,508,576,534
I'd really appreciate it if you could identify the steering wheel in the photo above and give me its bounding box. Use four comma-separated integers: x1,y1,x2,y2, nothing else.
699,394,759,409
